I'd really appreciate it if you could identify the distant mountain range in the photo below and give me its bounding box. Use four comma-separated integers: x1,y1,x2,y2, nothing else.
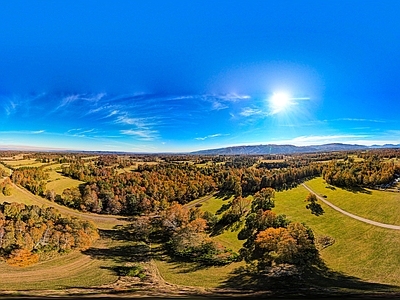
191,143,400,155
0,142,399,155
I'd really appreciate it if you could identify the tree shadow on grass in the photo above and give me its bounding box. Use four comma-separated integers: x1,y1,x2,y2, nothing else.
219,261,400,298
215,190,235,200
83,243,152,263
82,227,165,265
163,259,211,273
98,228,133,241
341,186,372,195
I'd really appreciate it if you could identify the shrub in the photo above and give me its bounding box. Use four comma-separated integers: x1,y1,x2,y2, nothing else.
115,265,146,279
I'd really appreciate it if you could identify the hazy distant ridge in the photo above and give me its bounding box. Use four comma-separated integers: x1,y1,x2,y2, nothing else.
191,143,400,155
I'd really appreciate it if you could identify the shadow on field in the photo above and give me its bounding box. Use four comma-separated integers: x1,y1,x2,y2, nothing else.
219,262,399,298
82,229,164,264
339,186,372,195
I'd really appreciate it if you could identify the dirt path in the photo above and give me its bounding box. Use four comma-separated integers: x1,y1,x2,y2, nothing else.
11,183,128,229
302,183,400,230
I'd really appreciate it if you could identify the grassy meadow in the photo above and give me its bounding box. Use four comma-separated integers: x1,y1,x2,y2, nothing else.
46,172,85,194
305,177,400,225
274,178,400,287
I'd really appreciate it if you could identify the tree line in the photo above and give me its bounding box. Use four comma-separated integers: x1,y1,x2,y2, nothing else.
322,155,400,188
54,159,322,216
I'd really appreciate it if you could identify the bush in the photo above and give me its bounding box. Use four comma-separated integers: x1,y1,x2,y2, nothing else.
115,265,146,279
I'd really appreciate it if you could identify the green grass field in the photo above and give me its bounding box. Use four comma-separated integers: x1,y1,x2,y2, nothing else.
199,195,231,215
274,179,400,286
46,172,85,194
305,177,400,225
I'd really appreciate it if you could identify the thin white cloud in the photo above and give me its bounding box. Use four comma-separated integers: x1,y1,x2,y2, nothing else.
202,93,251,111
66,128,96,137
333,118,387,123
218,93,251,101
120,129,158,141
1,99,18,116
115,115,147,127
240,107,264,117
195,133,228,140
211,101,228,110
56,93,106,111
32,130,45,134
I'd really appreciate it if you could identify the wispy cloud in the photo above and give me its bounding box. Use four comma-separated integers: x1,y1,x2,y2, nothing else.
32,130,45,134
332,118,387,123
120,129,158,141
195,133,228,140
0,98,18,116
202,93,251,111
66,128,96,137
115,115,147,127
55,93,106,111
211,101,228,111
240,107,264,117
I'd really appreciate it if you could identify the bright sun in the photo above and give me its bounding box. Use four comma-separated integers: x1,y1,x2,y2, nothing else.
269,92,292,114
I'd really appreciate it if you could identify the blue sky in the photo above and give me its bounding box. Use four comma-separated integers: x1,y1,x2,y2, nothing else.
1,1,399,152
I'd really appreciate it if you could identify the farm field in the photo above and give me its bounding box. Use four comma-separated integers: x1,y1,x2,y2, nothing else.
2,158,49,169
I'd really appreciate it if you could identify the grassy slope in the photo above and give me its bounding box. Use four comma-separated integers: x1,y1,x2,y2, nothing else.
274,178,400,286
306,177,400,225
0,235,125,290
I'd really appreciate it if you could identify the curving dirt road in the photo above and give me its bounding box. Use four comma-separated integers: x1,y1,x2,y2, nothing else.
302,183,400,230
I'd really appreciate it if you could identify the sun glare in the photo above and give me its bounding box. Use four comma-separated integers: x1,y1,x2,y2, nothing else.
269,92,292,114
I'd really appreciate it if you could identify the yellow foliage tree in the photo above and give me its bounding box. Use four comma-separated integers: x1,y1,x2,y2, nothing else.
7,248,39,267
